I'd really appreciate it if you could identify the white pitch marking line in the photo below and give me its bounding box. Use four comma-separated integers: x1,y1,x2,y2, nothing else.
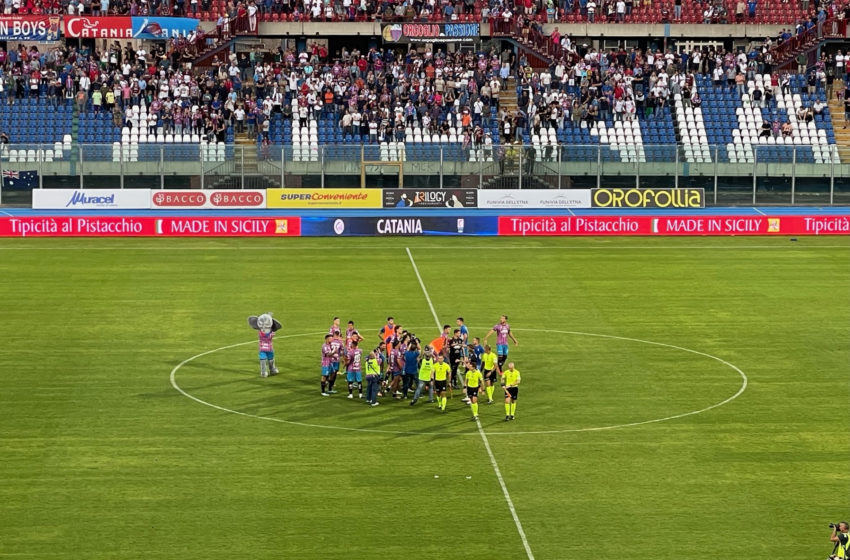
406,247,535,560
171,326,749,436
476,418,536,560
1,245,849,251
753,207,767,216
405,247,441,330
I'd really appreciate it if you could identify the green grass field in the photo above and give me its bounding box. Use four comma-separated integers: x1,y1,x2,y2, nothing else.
1,236,849,559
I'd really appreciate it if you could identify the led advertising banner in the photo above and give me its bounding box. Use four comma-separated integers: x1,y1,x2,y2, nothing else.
497,216,850,236
300,216,498,236
0,217,301,237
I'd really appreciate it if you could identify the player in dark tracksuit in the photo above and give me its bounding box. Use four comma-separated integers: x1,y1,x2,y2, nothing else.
448,330,467,401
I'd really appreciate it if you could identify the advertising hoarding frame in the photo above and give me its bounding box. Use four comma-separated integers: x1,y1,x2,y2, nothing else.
0,216,301,237
477,189,592,209
591,188,705,209
33,189,152,210
150,190,266,210
380,23,480,43
497,215,849,236
382,189,478,209
300,216,497,236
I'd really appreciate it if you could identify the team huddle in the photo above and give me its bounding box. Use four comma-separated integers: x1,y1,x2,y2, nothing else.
249,313,523,421
317,316,522,422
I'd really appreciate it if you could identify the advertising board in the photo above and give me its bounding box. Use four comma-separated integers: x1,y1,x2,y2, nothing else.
32,189,152,210
151,190,266,209
477,189,591,209
0,217,301,237
2,214,847,237
382,189,477,209
381,23,480,43
266,189,382,209
497,216,849,235
64,16,201,39
591,188,705,209
0,15,60,41
300,216,497,236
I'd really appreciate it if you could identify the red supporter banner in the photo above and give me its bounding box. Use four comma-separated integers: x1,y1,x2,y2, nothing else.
498,216,850,236
0,217,301,237
64,16,133,38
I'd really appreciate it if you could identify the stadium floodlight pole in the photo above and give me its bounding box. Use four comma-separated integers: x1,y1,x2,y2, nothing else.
635,150,640,189
518,145,523,190
39,144,44,189
557,145,561,189
674,146,679,189
479,152,483,189
439,147,443,189
714,145,719,205
791,146,796,205
752,145,758,205
830,146,835,205
596,144,601,189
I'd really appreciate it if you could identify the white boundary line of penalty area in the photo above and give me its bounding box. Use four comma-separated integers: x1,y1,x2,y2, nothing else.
406,246,537,560
1,244,848,250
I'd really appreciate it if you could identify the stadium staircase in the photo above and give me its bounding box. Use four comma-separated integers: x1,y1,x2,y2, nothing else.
191,15,259,67
193,37,238,67
769,20,849,70
492,19,579,69
501,78,519,115
192,131,280,189
828,79,850,163
501,37,554,70
480,172,558,189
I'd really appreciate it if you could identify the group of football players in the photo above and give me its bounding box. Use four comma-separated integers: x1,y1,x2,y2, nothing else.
318,316,523,422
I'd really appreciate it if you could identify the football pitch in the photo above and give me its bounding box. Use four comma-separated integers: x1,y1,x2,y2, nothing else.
1,236,848,559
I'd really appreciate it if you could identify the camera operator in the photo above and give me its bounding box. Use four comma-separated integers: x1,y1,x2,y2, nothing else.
830,521,849,559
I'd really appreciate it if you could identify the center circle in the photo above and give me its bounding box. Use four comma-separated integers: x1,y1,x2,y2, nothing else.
170,328,748,436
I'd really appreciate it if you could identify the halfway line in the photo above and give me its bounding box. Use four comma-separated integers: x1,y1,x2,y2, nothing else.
476,418,536,560
406,247,442,330
405,246,536,560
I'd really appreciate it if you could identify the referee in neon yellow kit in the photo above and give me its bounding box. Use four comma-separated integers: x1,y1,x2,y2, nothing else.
503,362,521,421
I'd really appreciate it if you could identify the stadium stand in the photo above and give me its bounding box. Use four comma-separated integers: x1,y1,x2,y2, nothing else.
0,16,843,169
6,0,820,24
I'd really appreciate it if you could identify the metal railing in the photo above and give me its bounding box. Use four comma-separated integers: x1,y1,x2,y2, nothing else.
2,142,850,206
768,18,849,70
